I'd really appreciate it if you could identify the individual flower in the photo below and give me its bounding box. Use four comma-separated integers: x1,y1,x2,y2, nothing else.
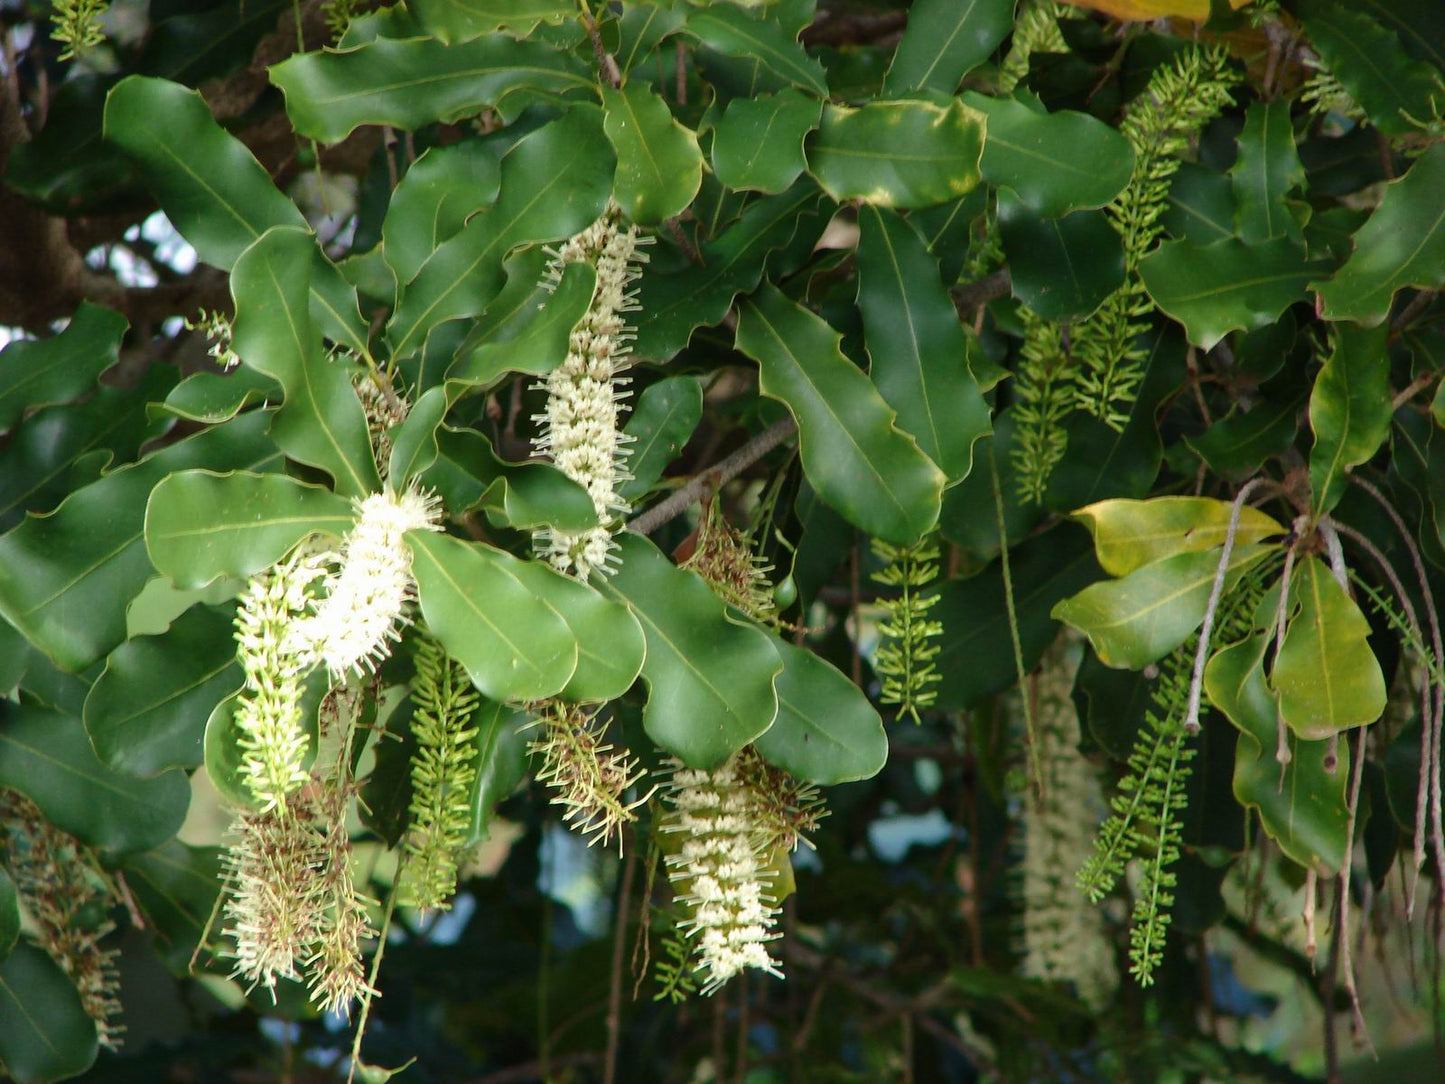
305,487,442,681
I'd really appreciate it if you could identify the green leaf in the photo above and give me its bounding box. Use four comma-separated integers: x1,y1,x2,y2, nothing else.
1308,322,1391,517
683,3,827,96
1205,632,1349,874
884,0,1014,95
633,180,827,363
710,89,822,194
1162,162,1236,245
1312,144,1445,326
387,106,613,360
382,141,501,287
736,284,945,545
617,3,687,76
0,869,16,963
1229,99,1305,243
231,227,381,498
0,944,99,1084
0,304,127,432
0,705,190,857
599,533,781,769
601,82,704,225
159,367,278,425
408,532,578,702
1139,237,1327,350
1185,392,1305,483
855,206,989,483
1071,496,1285,578
617,376,703,503
0,411,277,673
269,35,590,144
465,698,530,846
4,74,138,214
411,0,573,41
754,639,886,785
387,386,448,488
1271,556,1387,740
998,196,1125,322
805,99,985,209
964,92,1135,219
84,602,241,776
1052,544,1274,670
1298,0,1442,138
121,842,224,973
419,425,598,530
145,470,356,589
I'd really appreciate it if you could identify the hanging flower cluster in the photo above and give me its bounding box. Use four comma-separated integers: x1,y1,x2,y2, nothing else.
532,207,648,582
529,701,651,850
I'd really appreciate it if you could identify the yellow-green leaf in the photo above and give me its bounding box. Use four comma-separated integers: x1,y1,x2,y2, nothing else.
1072,496,1285,577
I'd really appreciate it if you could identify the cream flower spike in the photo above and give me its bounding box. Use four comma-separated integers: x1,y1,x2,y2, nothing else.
532,205,650,581
306,487,442,681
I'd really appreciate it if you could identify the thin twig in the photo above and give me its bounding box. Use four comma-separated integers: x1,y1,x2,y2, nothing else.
346,875,402,1084
1338,725,1377,1059
949,270,1011,315
603,843,637,1084
989,446,1041,794
1273,517,1309,778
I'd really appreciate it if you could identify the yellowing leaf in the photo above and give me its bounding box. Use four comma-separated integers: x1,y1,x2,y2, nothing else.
1062,0,1248,19
1072,496,1284,577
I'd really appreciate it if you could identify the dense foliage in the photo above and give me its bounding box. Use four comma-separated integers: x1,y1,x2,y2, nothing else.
0,1,1443,1081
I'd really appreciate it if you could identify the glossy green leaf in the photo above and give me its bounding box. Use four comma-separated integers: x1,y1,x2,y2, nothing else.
159,367,278,425
1298,0,1441,138
1139,237,1326,350
388,107,613,360
1052,544,1274,669
599,533,781,768
806,99,985,209
84,602,241,776
387,386,448,488
465,698,530,846
998,195,1125,322
4,74,137,213
1271,555,1387,740
411,0,572,41
755,639,886,785
231,227,380,498
617,376,703,503
1185,392,1305,482
683,3,827,95
601,82,703,225
964,92,1134,219
0,705,190,856
1206,632,1349,874
1162,162,1236,245
145,469,356,589
710,89,821,194
633,180,827,363
617,3,687,75
1313,144,1445,326
408,532,578,702
736,284,945,544
0,410,277,673
884,0,1014,95
269,35,590,144
0,304,126,432
1230,99,1305,243
420,425,597,530
1308,322,1391,517
382,141,501,287
856,206,988,483
1071,496,1285,578
0,944,99,1084
0,869,16,963
121,842,224,973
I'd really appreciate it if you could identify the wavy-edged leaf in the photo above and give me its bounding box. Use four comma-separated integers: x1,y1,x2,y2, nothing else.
121,842,224,973
1312,144,1445,326
1308,322,1390,517
269,35,590,144
1071,496,1285,578
617,376,703,503
755,639,886,785
419,425,597,530
231,227,380,498
1052,544,1274,669
998,196,1125,322
411,0,572,42
408,532,578,702
0,411,277,673
0,944,98,1084
884,0,1014,95
601,82,703,225
617,3,687,76
84,602,241,776
710,89,822,195
0,304,126,432
737,284,945,544
145,469,356,589
806,98,985,209
1230,99,1305,243
1272,555,1387,740
1162,161,1235,245
382,141,501,287
599,533,781,769
1185,392,1305,483
964,92,1134,219
683,3,826,95
856,206,988,483
158,367,278,424
0,705,189,857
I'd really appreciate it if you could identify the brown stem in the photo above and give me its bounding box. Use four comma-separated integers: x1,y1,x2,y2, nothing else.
603,843,638,1084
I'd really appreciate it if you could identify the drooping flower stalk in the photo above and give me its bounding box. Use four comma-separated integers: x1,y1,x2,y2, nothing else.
305,783,376,1016
532,207,648,582
530,701,651,851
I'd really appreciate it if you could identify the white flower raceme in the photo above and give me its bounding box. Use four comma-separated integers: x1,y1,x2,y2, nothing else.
532,209,648,581
234,543,331,811
306,487,442,680
663,757,783,994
